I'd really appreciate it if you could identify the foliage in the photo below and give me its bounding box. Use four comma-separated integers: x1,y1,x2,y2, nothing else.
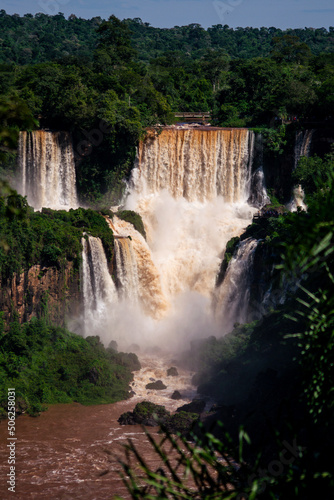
0,12,333,66
0,318,138,416
261,125,287,154
287,276,334,424
264,188,281,209
0,198,115,280
292,150,334,199
116,210,146,239
271,34,312,63
95,15,136,67
216,236,240,286
0,95,37,150
0,13,333,204
118,421,334,499
189,311,298,403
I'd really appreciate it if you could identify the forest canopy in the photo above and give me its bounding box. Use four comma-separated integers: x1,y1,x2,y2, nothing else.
0,11,334,203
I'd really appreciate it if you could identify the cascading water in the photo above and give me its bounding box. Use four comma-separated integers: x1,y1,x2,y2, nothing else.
18,130,78,210
213,238,258,333
294,129,314,169
120,127,259,349
107,216,169,320
289,130,313,211
288,185,307,212
81,235,118,337
114,236,140,303
248,167,270,208
134,128,254,202
7,128,271,500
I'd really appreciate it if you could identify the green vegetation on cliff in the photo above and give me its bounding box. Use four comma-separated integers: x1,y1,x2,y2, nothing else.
0,317,139,417
116,209,146,239
0,196,115,280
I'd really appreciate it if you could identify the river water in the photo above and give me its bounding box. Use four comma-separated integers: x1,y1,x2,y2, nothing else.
0,355,198,499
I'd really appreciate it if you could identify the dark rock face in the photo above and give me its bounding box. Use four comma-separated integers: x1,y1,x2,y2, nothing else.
171,390,182,400
176,399,206,414
118,411,137,425
0,263,80,327
164,411,199,435
167,367,178,377
118,401,199,436
87,367,100,385
118,401,170,426
15,397,29,415
145,380,167,390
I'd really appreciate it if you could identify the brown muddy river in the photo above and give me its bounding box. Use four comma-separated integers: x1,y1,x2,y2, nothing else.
0,356,199,499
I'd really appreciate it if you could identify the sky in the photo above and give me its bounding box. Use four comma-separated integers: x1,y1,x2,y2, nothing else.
1,0,334,29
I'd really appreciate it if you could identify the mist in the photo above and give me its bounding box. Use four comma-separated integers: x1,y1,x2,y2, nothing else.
72,128,258,355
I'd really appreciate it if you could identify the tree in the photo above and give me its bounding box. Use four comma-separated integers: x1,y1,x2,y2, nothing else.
0,95,36,153
271,34,312,64
95,15,136,69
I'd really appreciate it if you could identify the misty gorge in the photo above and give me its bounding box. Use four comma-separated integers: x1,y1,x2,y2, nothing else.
1,118,332,498
16,126,263,348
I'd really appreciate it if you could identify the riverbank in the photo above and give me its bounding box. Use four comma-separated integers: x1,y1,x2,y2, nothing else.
0,354,198,499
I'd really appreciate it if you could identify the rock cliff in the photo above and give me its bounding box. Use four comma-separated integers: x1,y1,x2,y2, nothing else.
0,263,80,327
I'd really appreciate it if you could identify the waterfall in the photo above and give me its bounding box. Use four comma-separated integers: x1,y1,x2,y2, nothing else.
294,129,314,169
133,128,254,203
18,130,78,210
248,167,270,208
288,185,307,212
107,216,169,320
247,134,270,208
114,237,139,302
81,235,118,337
16,126,264,349
214,238,258,334
290,130,313,211
119,127,259,349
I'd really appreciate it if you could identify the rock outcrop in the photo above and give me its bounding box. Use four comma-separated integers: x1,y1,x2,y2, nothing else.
145,380,167,390
176,399,206,414
171,390,182,400
167,367,179,377
0,263,80,327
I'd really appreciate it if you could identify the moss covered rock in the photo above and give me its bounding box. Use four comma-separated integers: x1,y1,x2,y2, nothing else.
116,210,146,239
118,401,170,426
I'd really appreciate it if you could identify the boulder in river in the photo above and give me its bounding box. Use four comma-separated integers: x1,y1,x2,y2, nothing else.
118,401,170,426
167,367,179,377
118,402,198,436
171,390,182,400
164,411,199,435
145,380,167,390
176,399,206,414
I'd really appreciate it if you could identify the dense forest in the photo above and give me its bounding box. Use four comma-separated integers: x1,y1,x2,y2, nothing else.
0,11,334,203
0,10,334,498
0,10,334,64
